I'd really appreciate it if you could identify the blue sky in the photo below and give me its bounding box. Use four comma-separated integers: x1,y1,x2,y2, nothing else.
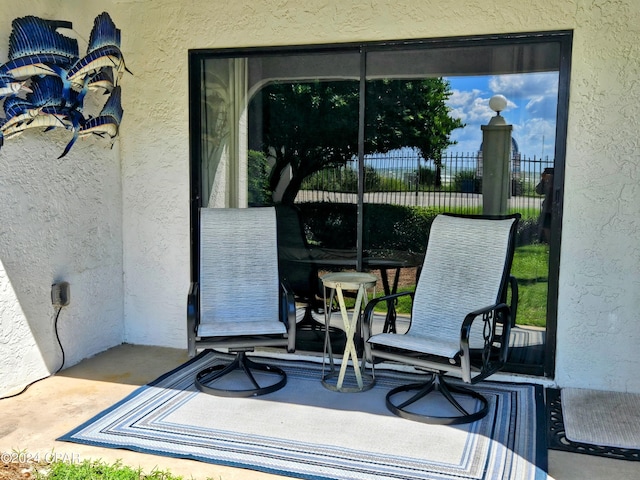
444,72,559,158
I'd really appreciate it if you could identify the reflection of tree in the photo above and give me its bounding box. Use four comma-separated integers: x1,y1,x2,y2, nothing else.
253,78,463,203
248,150,272,205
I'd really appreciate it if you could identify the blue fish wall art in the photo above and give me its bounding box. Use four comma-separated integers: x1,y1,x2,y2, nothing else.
0,12,129,158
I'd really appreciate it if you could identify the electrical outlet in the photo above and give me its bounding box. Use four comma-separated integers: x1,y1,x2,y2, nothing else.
51,282,70,307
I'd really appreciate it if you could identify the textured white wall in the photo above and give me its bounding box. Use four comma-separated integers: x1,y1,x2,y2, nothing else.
2,0,639,395
0,3,125,396
554,2,640,393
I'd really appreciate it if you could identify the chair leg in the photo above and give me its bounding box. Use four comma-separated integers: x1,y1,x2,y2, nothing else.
195,351,287,397
386,373,489,425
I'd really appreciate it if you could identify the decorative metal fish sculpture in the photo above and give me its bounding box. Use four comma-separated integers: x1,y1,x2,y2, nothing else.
79,85,123,140
2,76,68,132
49,106,85,158
87,69,115,94
0,76,32,98
1,76,83,158
1,16,78,80
2,95,38,133
0,12,126,157
67,12,130,90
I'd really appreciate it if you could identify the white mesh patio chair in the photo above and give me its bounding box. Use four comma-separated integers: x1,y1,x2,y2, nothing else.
363,213,520,424
187,207,296,397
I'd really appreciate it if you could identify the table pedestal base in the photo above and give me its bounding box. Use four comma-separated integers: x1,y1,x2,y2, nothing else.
322,369,375,393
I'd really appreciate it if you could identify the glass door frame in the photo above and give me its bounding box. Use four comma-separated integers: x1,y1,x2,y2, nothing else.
189,30,573,378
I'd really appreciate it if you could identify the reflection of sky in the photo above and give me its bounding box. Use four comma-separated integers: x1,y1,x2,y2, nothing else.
444,72,559,158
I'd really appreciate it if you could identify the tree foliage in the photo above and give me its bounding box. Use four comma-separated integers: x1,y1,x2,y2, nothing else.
252,78,463,203
248,150,272,205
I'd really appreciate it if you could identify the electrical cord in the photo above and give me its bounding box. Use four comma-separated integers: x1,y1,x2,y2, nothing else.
0,305,66,400
53,304,65,372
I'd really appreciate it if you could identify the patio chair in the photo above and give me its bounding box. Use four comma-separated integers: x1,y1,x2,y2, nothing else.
274,204,323,325
187,207,296,397
274,204,349,353
363,213,520,424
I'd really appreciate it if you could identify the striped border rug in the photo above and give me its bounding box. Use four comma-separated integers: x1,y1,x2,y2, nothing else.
59,350,547,480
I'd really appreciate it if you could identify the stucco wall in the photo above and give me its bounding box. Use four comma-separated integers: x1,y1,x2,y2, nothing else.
555,2,640,392
0,3,124,396
2,0,639,395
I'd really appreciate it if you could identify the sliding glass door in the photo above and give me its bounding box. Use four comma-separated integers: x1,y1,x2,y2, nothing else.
189,31,572,377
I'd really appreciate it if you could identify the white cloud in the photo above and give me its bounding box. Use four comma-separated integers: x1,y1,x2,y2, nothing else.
525,94,558,118
489,72,558,98
448,89,493,125
445,72,559,156
511,117,556,158
488,72,558,121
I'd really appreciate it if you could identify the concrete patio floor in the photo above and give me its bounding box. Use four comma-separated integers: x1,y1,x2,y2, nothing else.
1,344,638,480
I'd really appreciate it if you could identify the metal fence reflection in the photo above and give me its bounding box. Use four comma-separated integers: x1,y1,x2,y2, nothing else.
298,151,553,215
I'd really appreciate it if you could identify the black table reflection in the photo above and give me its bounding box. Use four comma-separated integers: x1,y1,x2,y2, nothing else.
281,246,423,333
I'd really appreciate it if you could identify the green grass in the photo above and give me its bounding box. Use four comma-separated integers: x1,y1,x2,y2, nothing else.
35,459,218,480
510,243,549,327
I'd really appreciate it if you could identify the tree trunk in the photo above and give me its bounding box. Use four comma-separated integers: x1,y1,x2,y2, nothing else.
435,164,442,188
281,173,305,205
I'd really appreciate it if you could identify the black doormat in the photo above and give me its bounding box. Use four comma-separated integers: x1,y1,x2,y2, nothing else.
546,388,640,461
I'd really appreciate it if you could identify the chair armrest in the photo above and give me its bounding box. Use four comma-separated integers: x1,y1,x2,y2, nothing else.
459,302,511,383
187,282,199,358
508,275,518,327
362,290,414,363
363,291,414,363
280,281,297,353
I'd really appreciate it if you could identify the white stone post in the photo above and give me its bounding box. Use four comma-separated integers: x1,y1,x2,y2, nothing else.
481,95,512,215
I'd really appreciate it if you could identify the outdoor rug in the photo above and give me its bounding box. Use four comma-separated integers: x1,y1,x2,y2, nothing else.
547,387,640,461
59,350,548,480
507,327,545,366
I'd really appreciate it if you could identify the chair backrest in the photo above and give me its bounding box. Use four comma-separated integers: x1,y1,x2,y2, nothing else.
199,207,280,325
411,214,518,348
275,204,319,298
